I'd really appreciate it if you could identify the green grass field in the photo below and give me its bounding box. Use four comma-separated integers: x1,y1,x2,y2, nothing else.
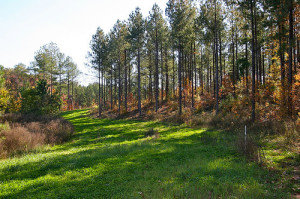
0,109,289,198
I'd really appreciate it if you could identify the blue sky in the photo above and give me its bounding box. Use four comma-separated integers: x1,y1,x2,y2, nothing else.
0,0,168,85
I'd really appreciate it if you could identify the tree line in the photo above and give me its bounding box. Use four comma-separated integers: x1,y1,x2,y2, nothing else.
87,0,300,122
0,42,94,114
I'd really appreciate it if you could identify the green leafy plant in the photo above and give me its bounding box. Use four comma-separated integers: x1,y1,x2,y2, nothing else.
20,79,61,115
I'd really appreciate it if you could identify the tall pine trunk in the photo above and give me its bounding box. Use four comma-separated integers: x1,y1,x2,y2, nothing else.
137,39,142,116
191,43,194,108
172,49,176,97
235,29,239,81
215,0,219,114
155,28,159,112
98,65,101,117
124,50,128,112
232,25,235,95
251,0,256,122
288,0,294,116
200,47,204,95
245,32,249,94
219,31,223,88
149,51,153,102
165,47,169,100
118,61,121,116
178,39,182,115
194,42,197,95
110,65,113,110
161,42,164,102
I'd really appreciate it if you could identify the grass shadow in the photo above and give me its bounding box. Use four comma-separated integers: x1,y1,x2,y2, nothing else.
0,109,290,198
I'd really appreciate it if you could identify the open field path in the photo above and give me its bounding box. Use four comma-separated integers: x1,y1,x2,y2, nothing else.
0,109,290,198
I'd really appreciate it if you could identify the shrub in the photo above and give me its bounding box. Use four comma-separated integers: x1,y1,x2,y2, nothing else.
44,119,74,144
0,88,10,114
0,126,45,158
0,113,74,158
20,79,61,115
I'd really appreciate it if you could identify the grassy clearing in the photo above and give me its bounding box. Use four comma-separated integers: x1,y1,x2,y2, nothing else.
0,109,291,198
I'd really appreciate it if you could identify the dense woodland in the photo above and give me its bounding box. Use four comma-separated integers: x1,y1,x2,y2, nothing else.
0,0,299,123
86,0,300,125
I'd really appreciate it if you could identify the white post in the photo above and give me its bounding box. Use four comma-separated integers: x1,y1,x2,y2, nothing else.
244,125,247,151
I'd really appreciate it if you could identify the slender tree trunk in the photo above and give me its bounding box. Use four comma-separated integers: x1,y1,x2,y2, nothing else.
215,0,219,114
251,0,256,122
102,69,104,109
232,42,236,95
149,51,153,102
161,42,164,102
124,50,128,112
50,72,53,96
207,56,210,93
288,0,294,116
200,47,204,95
172,49,175,97
137,39,142,116
110,65,113,110
67,74,70,110
245,32,249,94
255,7,259,84
232,23,236,95
114,67,117,106
219,30,223,88
297,39,300,68
98,66,101,117
235,29,239,80
279,23,286,113
128,63,131,99
71,77,74,109
103,74,108,107
178,39,182,115
223,52,226,78
213,42,215,96
194,42,197,95
259,47,262,84
183,54,187,107
155,28,159,112
191,43,194,108
59,73,62,95
262,50,265,85
118,61,121,116
165,47,169,100
293,30,297,74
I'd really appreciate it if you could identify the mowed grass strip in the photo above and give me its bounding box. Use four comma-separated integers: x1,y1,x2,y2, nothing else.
0,109,289,198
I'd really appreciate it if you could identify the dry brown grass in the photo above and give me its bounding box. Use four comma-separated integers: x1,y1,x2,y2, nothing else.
0,114,74,158
44,119,73,144
0,126,45,158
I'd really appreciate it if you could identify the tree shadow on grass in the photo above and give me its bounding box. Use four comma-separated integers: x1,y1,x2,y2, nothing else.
0,109,289,199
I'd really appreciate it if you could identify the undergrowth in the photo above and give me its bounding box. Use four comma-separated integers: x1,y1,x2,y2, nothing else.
0,113,74,158
90,99,299,196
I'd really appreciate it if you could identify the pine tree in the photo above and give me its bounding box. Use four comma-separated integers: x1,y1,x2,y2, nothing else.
128,7,145,116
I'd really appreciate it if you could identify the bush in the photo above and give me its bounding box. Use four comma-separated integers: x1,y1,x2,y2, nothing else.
0,126,45,157
0,113,74,158
0,88,10,114
44,119,74,144
20,79,61,115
